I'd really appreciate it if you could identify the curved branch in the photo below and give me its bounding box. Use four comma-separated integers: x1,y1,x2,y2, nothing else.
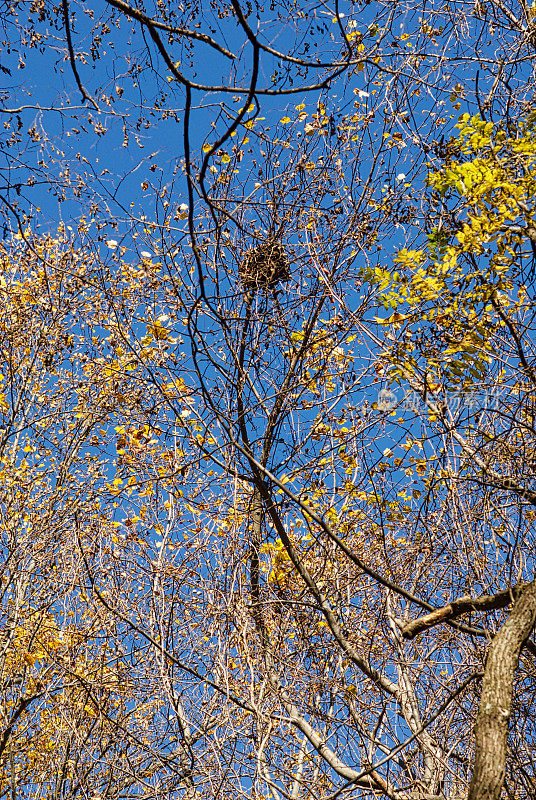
62,0,99,110
226,435,486,631
257,477,399,697
229,0,357,69
105,0,350,95
401,583,531,640
105,0,236,59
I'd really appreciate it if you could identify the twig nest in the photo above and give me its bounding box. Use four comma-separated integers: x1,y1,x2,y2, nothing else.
239,240,290,290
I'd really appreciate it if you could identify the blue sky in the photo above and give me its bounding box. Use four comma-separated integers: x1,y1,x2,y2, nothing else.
0,0,494,236
1,3,535,796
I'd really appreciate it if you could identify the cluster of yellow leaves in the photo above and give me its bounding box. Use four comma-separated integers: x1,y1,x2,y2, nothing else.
365,113,536,388
427,114,536,266
0,605,130,791
0,227,196,793
260,537,294,585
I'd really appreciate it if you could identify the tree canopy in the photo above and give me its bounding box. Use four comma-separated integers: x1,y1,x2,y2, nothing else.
1,1,536,799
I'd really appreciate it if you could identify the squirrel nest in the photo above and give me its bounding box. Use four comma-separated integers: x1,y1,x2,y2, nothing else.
239,240,290,290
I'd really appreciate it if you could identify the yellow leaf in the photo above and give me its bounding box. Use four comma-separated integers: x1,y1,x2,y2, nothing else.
149,321,170,340
280,116,291,124
221,153,231,164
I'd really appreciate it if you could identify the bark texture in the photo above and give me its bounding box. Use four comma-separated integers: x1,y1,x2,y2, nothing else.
468,580,536,800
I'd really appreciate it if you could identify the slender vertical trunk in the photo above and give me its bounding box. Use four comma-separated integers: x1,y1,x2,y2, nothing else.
468,580,536,800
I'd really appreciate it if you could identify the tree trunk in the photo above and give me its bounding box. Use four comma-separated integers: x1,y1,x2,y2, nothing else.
468,580,536,800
